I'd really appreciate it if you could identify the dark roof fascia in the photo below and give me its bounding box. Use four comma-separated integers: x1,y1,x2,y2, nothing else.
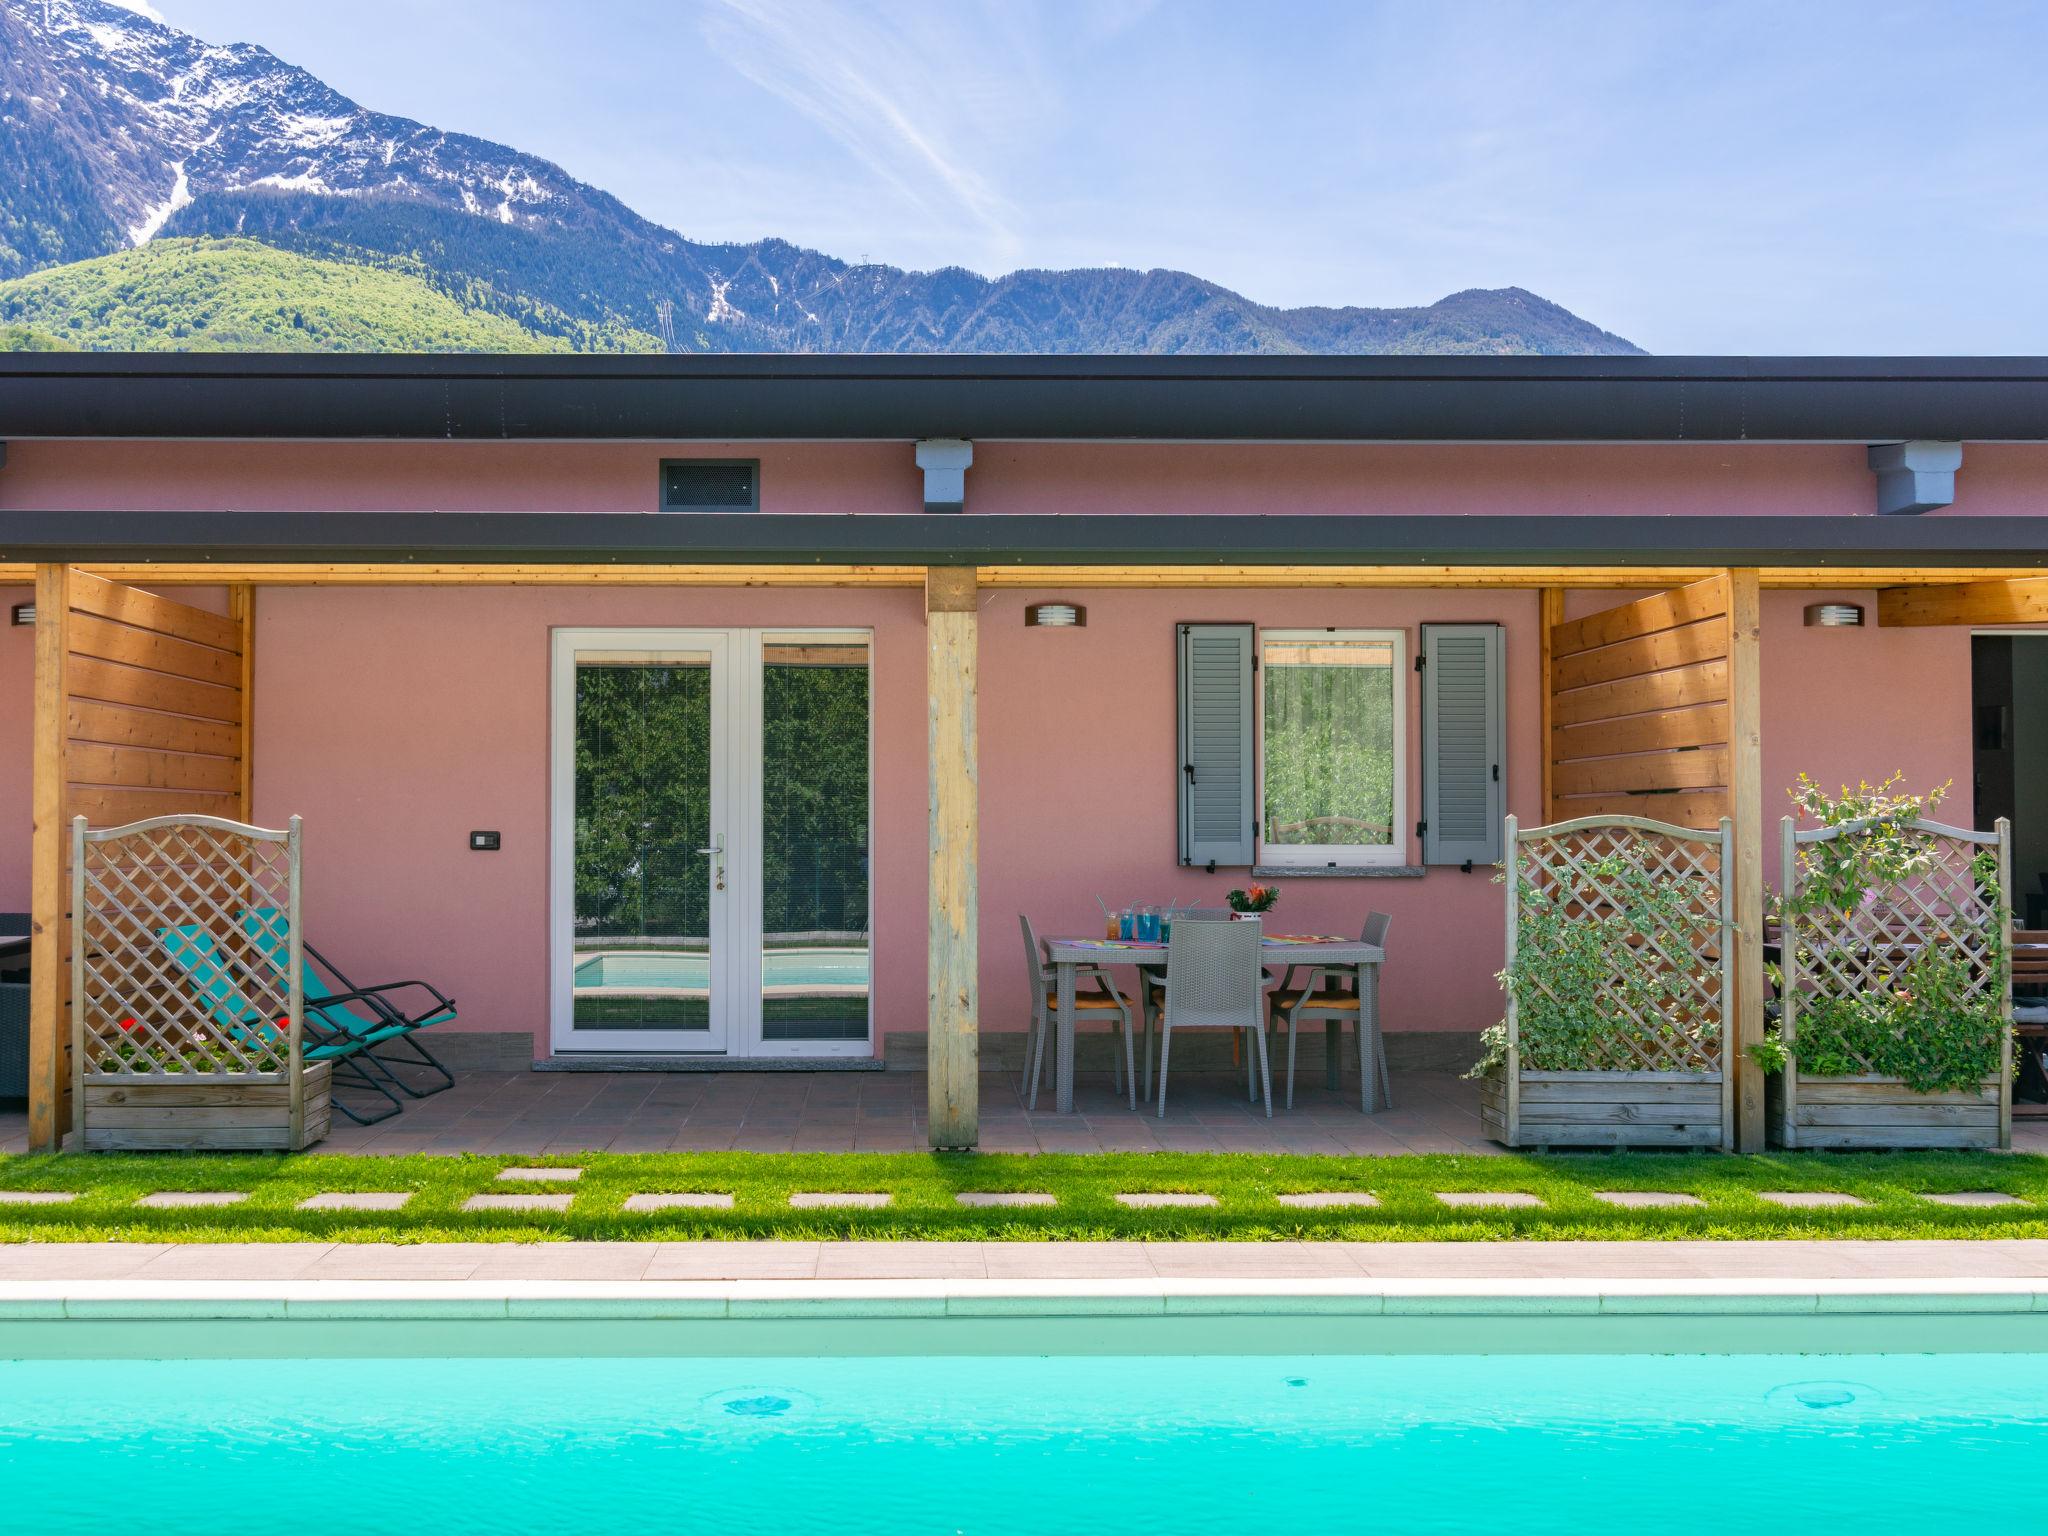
5,511,2048,568
3,355,2048,442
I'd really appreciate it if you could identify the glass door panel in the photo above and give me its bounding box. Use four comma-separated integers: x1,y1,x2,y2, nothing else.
756,635,871,1046
557,636,730,1053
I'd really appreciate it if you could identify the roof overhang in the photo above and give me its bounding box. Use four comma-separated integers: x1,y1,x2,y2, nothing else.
5,511,2048,568
4,355,2048,442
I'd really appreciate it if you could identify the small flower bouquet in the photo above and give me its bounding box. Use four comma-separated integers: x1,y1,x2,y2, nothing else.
1225,882,1278,914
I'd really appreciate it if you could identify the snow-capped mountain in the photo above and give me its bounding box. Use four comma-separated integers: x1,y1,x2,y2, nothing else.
3,0,644,249
0,0,1644,354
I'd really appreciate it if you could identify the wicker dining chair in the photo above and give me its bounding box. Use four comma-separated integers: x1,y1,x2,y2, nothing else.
1138,907,1235,1100
1268,911,1392,1111
1156,914,1272,1118
1020,914,1138,1110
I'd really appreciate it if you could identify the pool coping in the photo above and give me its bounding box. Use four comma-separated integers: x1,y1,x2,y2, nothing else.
6,1275,2048,1321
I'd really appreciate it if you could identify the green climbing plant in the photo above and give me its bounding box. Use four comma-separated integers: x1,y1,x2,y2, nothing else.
1762,775,2007,1094
1475,849,1723,1076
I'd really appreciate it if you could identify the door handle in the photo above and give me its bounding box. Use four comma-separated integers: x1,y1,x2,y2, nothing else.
697,838,726,891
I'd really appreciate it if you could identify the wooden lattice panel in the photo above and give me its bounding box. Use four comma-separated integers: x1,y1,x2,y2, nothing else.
1506,815,1732,1075
1775,814,2012,1150
72,815,301,1083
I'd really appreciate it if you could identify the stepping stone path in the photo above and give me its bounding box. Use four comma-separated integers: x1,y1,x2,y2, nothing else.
1921,1191,2028,1207
138,1192,248,1208
624,1193,736,1211
789,1192,892,1209
463,1193,574,1213
1435,1192,1543,1209
0,1191,77,1205
1758,1191,1867,1209
298,1192,414,1212
1593,1191,1705,1209
1116,1193,1218,1208
498,1167,583,1182
956,1192,1056,1208
1277,1192,1380,1208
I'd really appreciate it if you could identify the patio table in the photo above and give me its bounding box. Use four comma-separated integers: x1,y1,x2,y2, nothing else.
1041,934,1386,1115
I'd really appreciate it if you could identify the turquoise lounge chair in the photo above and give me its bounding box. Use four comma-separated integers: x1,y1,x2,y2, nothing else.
240,908,456,1100
156,924,405,1124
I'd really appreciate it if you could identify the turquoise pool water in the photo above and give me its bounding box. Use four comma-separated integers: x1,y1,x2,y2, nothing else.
0,1352,2038,1535
574,948,869,990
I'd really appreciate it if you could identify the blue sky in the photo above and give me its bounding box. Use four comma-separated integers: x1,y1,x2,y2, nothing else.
133,0,2048,353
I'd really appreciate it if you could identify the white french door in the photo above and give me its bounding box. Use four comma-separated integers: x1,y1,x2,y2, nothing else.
549,628,873,1058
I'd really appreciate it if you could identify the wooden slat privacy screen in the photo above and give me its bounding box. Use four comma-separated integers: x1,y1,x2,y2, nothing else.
28,566,253,1148
1545,574,1734,831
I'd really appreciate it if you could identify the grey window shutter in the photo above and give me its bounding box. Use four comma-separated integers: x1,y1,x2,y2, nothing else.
1177,623,1255,868
1420,623,1504,866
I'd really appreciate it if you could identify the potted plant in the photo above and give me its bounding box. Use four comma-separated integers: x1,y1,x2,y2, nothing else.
1225,882,1278,915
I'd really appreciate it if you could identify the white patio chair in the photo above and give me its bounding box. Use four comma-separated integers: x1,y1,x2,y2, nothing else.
1156,914,1272,1119
1020,914,1137,1111
1137,906,1232,1099
1268,911,1392,1111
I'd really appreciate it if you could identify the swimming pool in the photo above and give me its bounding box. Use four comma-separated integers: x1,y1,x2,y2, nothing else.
574,948,869,992
0,1350,2036,1536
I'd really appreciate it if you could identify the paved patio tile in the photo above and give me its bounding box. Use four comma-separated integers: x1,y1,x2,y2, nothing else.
137,1192,250,1208
1922,1192,2029,1207
623,1193,736,1211
1276,1192,1381,1208
1593,1191,1706,1209
816,1241,988,1279
1116,1193,1218,1207
0,1191,77,1205
1758,1191,1868,1209
1435,1192,1543,1209
462,1193,574,1213
497,1166,585,1182
644,1241,822,1280
955,1192,1057,1207
789,1192,893,1208
134,1243,336,1280
298,1192,415,1212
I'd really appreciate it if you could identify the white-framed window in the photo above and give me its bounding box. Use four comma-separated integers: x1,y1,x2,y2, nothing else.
1257,628,1406,868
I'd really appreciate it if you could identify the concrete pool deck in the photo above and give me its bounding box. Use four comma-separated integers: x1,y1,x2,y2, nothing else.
8,1238,2048,1286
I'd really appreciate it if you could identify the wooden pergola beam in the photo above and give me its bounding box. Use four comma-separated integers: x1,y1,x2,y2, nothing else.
6,562,2048,590
1877,577,2048,626
925,565,979,1150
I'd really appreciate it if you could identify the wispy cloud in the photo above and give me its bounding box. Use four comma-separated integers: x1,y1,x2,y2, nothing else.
700,0,1033,267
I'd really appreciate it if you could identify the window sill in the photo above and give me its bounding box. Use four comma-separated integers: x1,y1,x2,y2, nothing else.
1252,864,1426,880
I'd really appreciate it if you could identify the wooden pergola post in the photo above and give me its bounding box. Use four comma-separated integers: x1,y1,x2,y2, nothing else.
1536,587,1565,823
1725,568,1767,1152
27,563,71,1152
925,566,979,1150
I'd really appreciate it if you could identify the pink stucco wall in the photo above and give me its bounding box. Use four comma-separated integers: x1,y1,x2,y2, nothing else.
229,580,1967,1057
0,584,30,914
0,433,2005,1060
7,438,2048,517
247,585,928,1052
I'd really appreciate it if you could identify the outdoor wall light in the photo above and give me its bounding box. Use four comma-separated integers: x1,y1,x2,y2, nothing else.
8,603,32,627
1803,602,1865,628
1024,603,1086,628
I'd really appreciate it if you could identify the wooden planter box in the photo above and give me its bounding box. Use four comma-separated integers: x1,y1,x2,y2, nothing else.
78,1062,332,1152
1767,1072,2005,1150
1481,1067,1730,1150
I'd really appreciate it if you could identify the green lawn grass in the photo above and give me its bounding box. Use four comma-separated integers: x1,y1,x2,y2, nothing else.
1,1150,2046,1242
